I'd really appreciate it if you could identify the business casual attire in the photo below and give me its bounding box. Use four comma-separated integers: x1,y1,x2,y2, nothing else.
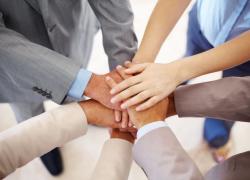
0,103,133,180
133,76,250,180
0,0,137,174
185,0,250,149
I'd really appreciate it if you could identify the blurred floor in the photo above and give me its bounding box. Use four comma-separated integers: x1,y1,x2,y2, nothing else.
1,0,250,179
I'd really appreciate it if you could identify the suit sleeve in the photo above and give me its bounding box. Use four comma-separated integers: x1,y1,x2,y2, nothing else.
88,0,137,70
0,12,81,104
133,127,203,180
0,103,87,179
175,76,250,122
91,139,133,180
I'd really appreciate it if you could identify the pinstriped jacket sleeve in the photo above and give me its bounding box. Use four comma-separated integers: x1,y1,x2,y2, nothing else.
88,0,137,70
0,103,87,179
0,12,81,104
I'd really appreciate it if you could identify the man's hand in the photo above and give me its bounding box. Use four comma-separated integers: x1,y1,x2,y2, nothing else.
84,69,130,129
167,93,177,118
84,70,123,110
78,99,136,132
106,66,168,129
110,128,136,144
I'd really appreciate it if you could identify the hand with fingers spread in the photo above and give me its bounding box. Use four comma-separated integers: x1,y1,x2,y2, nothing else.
110,61,183,111
106,66,169,129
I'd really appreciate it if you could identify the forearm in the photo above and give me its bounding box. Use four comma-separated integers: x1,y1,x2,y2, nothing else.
0,103,86,178
174,77,250,122
179,30,250,82
88,0,137,69
133,0,191,63
0,25,80,104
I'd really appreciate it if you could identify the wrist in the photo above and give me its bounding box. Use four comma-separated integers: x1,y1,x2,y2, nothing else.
178,56,203,82
132,52,155,63
167,93,176,117
137,119,163,129
78,100,93,124
84,73,103,97
111,129,135,144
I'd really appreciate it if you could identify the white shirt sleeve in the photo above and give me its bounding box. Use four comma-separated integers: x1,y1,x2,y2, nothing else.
137,121,168,140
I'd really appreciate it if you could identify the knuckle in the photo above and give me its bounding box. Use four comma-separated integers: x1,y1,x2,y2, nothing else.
128,79,134,85
150,98,158,104
138,92,148,100
125,89,133,97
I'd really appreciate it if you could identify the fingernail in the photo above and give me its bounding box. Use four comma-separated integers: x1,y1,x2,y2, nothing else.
116,65,122,69
136,107,141,111
105,76,111,81
125,61,130,64
111,98,116,104
110,89,115,94
121,103,127,109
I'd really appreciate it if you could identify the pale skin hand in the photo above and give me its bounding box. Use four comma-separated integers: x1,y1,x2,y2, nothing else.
111,30,250,111
110,62,182,111
107,0,191,111
106,66,168,129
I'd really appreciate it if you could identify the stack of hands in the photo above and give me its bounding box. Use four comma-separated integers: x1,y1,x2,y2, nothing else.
80,62,177,143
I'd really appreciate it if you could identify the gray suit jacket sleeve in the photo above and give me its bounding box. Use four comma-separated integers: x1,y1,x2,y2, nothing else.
88,0,137,70
133,127,203,180
175,76,250,122
0,13,80,104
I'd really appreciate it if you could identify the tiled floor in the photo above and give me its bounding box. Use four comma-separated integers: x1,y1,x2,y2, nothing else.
1,0,250,179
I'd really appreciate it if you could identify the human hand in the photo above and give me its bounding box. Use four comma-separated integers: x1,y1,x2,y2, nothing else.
110,61,183,111
78,99,135,131
110,128,136,144
106,66,168,129
83,69,130,128
84,70,123,110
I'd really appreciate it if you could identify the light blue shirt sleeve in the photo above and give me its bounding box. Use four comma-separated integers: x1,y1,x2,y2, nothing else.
68,68,92,99
137,121,168,140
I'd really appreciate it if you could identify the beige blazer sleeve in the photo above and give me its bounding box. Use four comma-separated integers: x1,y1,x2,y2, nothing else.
133,127,203,180
91,139,133,180
0,103,87,179
175,76,250,122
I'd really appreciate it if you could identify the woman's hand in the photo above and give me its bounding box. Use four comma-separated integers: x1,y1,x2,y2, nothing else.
110,61,183,111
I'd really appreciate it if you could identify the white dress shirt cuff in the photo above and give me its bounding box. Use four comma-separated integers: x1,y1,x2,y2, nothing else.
137,121,168,140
